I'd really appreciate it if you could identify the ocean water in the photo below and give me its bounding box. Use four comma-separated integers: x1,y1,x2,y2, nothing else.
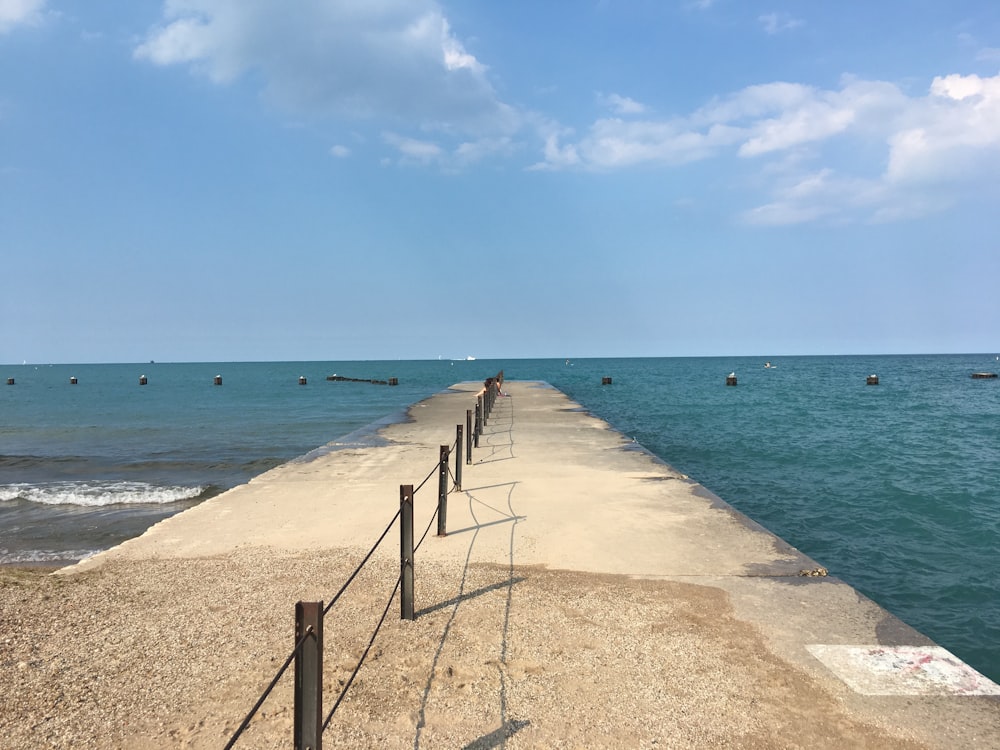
2,355,998,684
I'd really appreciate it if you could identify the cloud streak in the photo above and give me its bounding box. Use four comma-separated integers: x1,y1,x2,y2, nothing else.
539,73,1000,224
759,12,804,35
135,0,518,136
132,2,1000,224
0,0,45,33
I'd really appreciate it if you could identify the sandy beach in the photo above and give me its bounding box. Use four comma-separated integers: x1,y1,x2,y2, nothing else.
2,381,998,748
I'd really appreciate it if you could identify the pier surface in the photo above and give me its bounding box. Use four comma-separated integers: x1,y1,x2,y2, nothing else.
4,381,999,748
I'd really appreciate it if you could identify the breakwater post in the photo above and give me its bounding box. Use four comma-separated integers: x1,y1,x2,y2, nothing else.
293,601,323,750
475,398,482,447
867,374,879,385
465,410,473,465
437,445,449,537
455,425,463,490
400,485,415,621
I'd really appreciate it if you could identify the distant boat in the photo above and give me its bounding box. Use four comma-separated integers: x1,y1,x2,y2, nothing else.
764,361,775,369
465,356,476,361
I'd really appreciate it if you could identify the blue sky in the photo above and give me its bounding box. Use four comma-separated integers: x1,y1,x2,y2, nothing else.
2,0,999,363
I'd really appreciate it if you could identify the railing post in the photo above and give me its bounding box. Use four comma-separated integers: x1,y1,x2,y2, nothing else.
465,409,473,465
455,424,463,491
437,445,449,535
474,400,482,448
294,601,323,750
400,485,414,621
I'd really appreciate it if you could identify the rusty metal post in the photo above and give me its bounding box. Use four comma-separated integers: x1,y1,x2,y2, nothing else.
474,401,481,448
465,409,473,465
437,445,449,536
455,424,463,491
400,485,414,621
294,601,323,750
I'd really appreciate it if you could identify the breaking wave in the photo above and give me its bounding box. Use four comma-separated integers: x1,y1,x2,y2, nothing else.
0,481,205,507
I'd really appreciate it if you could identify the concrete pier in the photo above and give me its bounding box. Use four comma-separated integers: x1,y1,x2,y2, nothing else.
19,381,1000,747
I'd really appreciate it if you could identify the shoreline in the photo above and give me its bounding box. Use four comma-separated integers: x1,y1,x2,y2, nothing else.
3,380,998,748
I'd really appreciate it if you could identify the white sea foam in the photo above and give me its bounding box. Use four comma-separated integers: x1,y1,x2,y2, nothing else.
0,481,203,506
0,548,100,564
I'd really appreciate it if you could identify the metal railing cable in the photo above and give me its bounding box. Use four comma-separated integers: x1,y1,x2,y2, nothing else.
223,626,316,750
413,460,439,495
226,506,404,748
322,575,404,731
224,383,505,746
323,508,402,616
414,505,440,553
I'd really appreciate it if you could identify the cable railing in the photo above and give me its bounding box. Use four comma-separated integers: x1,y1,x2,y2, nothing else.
224,370,504,749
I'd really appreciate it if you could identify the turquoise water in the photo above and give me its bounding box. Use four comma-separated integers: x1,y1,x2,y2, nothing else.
2,355,998,683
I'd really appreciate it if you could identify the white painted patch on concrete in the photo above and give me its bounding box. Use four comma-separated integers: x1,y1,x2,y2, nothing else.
806,645,1000,696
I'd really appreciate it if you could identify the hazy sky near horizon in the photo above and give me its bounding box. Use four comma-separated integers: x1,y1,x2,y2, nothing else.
2,1,999,363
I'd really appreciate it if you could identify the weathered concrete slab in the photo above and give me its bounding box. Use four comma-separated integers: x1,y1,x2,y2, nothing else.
61,380,1000,748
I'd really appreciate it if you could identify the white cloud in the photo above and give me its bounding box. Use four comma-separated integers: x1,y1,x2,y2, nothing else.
135,0,517,136
529,132,581,171
454,136,515,164
131,3,1000,221
575,118,744,168
742,72,1000,224
886,73,1000,183
759,12,804,35
597,92,647,115
0,0,45,33
976,47,1000,62
379,131,516,169
558,79,904,170
740,170,885,226
383,132,443,165
542,72,1000,223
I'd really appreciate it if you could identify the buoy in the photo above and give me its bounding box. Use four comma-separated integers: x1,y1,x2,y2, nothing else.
214,375,222,386
139,375,148,385
726,372,737,386
866,374,879,385
298,376,307,385
70,376,78,385
602,377,613,385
